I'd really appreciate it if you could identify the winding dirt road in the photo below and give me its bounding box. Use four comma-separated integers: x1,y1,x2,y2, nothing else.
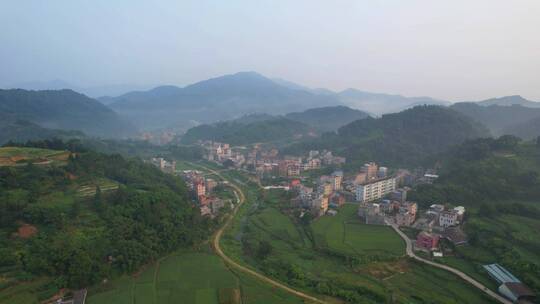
191,163,327,304
389,223,511,304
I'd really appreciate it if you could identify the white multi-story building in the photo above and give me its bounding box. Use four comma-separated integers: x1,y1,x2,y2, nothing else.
439,210,458,228
355,176,397,202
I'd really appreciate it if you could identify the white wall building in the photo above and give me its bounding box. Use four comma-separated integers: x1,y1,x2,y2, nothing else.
355,176,397,202
439,210,458,228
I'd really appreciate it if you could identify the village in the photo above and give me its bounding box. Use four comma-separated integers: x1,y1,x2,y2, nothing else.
148,143,536,304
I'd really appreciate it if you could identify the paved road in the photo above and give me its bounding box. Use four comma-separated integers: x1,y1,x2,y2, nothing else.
191,163,327,304
389,223,512,304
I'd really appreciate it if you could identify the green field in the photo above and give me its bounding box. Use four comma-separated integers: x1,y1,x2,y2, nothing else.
311,204,405,256
86,250,303,304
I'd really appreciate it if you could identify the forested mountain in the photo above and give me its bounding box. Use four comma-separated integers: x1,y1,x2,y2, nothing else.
106,72,341,131
476,95,540,108
0,140,211,292
451,102,540,138
337,89,449,116
181,117,315,145
0,89,135,138
409,136,540,294
284,105,489,168
285,106,369,131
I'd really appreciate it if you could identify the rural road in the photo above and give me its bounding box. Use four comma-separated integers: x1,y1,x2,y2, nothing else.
190,163,327,304
389,223,512,304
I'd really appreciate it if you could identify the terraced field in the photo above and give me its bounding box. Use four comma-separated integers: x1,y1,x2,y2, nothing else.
0,147,70,166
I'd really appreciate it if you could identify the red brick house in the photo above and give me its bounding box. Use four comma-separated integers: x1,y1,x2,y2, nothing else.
416,232,440,251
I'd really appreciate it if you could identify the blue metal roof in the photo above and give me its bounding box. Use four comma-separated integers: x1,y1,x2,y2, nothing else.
483,264,521,284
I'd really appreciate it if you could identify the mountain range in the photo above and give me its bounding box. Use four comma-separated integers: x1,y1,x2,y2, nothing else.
4,72,540,144
104,72,343,131
102,72,448,131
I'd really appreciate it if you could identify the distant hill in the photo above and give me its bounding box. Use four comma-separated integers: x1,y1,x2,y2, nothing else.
0,115,84,145
5,80,151,99
337,89,449,116
476,95,540,108
0,89,135,138
181,117,315,145
284,105,489,168
106,72,341,131
285,106,369,131
451,102,540,138
502,117,540,140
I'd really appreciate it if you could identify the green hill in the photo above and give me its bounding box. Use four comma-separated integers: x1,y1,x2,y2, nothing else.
181,117,316,145
0,116,84,145
410,136,540,294
0,89,135,138
0,142,208,300
284,105,489,168
451,102,540,138
285,105,369,131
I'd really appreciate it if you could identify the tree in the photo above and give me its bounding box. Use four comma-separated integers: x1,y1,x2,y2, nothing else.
94,185,103,212
256,240,273,260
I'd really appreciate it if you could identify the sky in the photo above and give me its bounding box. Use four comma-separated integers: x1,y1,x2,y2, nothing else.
1,0,539,101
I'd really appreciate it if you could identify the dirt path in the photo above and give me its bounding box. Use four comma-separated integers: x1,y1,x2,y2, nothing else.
190,162,327,304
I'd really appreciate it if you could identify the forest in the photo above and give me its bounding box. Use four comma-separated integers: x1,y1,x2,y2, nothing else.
0,140,212,291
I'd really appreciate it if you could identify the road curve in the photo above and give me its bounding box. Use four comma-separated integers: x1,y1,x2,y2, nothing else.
191,163,327,304
389,223,512,304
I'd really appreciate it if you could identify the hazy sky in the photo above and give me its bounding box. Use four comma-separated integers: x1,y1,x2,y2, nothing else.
1,1,539,101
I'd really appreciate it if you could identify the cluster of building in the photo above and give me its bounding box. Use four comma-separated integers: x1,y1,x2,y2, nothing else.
149,157,176,174
412,203,468,251
203,142,247,166
200,141,346,177
357,187,418,226
252,149,346,178
180,170,228,217
290,171,347,217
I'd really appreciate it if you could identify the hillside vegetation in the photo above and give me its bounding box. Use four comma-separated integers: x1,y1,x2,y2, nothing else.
0,89,134,138
284,105,490,168
285,105,369,131
0,116,84,145
0,141,211,302
181,117,315,145
410,136,540,294
451,102,540,139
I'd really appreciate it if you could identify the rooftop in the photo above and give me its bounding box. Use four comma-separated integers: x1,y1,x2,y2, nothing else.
483,263,521,284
